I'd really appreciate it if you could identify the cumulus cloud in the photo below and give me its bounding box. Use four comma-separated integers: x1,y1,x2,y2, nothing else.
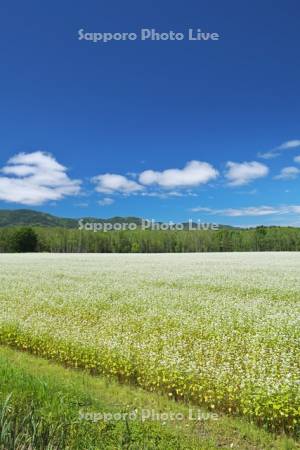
98,197,114,206
191,205,300,217
92,173,143,194
258,140,300,159
294,155,300,163
139,161,219,188
0,151,81,205
225,161,269,186
274,166,300,180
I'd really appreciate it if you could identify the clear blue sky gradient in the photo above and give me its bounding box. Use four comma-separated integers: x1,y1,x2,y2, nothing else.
0,0,300,225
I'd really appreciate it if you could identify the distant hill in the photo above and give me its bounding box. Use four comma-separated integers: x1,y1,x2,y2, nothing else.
0,209,239,230
0,209,143,228
0,209,75,228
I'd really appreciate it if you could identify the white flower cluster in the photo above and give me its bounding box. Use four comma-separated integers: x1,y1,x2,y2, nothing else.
0,252,299,432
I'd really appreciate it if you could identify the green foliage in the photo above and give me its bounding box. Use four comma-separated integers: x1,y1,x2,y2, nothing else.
9,227,38,253
0,346,298,449
1,209,300,254
1,225,300,253
0,349,208,449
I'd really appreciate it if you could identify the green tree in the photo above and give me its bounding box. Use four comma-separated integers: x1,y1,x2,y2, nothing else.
10,227,38,253
255,226,267,251
131,242,141,252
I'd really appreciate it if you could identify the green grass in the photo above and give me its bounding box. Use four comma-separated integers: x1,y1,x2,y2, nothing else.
0,346,298,449
1,254,300,434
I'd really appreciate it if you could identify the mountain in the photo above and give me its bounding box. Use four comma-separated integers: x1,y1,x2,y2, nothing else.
0,209,143,228
0,209,75,228
0,209,239,230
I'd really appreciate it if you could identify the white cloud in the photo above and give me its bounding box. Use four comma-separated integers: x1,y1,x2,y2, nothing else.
294,155,300,163
140,190,198,199
191,205,300,217
139,161,218,188
0,151,81,205
98,197,114,206
92,161,217,198
258,151,280,160
258,140,300,159
192,207,214,213
92,173,143,194
278,140,300,150
225,161,269,186
220,206,282,217
274,166,300,180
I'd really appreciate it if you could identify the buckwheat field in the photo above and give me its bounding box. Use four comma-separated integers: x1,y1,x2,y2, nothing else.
0,253,299,434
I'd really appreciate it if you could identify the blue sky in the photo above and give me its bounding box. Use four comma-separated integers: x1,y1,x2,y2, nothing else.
0,0,300,226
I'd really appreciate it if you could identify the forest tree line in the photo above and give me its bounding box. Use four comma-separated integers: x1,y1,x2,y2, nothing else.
1,226,300,252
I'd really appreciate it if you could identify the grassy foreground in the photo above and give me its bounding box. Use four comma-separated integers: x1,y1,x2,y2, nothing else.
0,346,298,449
0,254,299,434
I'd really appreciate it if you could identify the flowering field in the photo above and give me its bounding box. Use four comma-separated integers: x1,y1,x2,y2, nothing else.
0,253,299,434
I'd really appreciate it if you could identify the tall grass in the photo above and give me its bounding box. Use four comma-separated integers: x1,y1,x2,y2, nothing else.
0,352,203,450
